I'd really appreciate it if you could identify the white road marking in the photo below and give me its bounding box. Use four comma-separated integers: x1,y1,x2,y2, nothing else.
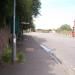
40,44,61,64
40,44,52,52
40,44,75,75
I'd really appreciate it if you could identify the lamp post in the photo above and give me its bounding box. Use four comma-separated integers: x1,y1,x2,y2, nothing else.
12,0,16,62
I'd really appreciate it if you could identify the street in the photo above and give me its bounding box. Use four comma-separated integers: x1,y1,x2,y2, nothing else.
0,33,68,75
28,32,75,75
1,32,75,75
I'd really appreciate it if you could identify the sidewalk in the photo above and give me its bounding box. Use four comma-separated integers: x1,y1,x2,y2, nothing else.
0,34,67,75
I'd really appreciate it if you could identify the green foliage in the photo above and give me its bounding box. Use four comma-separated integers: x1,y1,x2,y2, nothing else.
1,45,24,63
1,46,12,63
56,24,72,32
0,0,41,29
32,0,41,17
16,52,24,62
31,24,36,32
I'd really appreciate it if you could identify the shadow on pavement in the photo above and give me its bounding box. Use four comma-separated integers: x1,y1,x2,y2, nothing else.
0,34,63,75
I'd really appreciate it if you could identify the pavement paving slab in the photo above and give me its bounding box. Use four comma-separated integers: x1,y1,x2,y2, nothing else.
0,34,68,75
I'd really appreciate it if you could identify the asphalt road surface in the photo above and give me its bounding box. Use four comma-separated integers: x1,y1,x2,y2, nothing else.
27,32,75,75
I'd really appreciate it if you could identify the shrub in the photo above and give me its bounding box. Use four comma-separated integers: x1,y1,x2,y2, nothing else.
1,45,24,63
16,52,24,62
1,46,12,63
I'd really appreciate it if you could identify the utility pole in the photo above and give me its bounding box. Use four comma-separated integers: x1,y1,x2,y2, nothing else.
12,0,16,63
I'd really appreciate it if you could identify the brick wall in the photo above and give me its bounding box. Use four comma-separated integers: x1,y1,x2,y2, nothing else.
0,27,10,55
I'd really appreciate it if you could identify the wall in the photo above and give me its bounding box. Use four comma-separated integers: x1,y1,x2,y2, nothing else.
0,27,10,55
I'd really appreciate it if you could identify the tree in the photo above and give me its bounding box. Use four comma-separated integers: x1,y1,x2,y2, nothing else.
32,0,41,17
56,24,72,32
0,0,41,28
17,0,41,33
16,0,41,20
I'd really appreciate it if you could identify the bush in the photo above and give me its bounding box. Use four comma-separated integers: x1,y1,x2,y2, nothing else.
16,52,24,62
1,46,12,63
1,45,24,63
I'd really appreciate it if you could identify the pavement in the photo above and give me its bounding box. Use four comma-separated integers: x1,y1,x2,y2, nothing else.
0,34,68,75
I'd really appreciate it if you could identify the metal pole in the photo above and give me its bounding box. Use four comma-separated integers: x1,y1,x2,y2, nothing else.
72,20,75,37
12,0,16,62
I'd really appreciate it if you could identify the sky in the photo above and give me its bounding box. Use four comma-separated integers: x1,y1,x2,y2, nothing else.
34,0,75,29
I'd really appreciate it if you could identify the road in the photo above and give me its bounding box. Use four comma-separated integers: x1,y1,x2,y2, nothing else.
27,32,75,75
